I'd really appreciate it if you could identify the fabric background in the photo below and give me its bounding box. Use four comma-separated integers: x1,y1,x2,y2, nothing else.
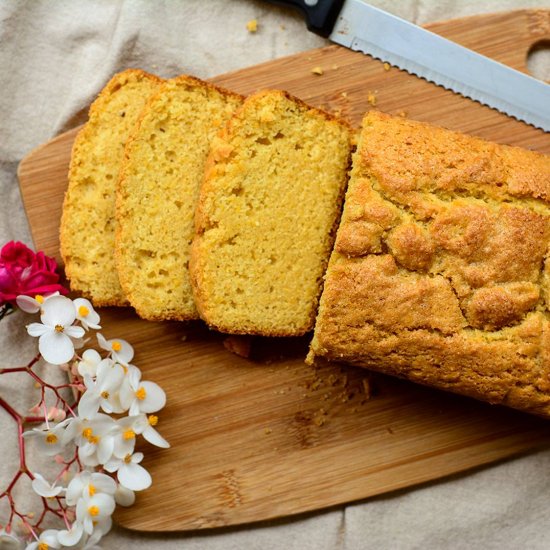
1,1,549,548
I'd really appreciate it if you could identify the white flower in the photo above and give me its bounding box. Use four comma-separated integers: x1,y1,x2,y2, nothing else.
97,333,133,366
119,367,166,416
79,528,106,550
25,529,60,549
62,473,117,543
31,472,64,498
64,414,116,467
23,420,70,456
75,493,116,535
66,471,116,506
114,484,135,507
57,523,84,547
104,451,152,491
73,298,101,330
133,414,170,449
26,295,85,364
0,528,23,550
77,349,102,378
112,416,141,459
79,517,112,548
16,291,60,314
78,360,125,418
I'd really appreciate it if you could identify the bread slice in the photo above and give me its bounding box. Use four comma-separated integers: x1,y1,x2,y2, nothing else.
190,90,353,336
309,110,550,418
115,76,243,320
60,69,163,306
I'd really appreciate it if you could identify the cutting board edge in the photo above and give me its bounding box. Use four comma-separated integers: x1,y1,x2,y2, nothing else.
116,436,550,532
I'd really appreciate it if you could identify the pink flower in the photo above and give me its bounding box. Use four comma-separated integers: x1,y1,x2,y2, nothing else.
0,241,68,306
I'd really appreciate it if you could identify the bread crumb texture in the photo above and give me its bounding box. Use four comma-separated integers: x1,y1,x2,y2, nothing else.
310,110,550,417
191,90,352,336
116,76,242,320
60,69,162,306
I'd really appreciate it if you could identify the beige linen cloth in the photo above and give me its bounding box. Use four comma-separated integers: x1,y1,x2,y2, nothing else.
1,0,550,548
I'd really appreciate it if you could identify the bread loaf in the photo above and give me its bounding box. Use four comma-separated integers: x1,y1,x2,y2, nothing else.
309,110,550,417
190,90,353,336
115,76,243,320
60,69,163,306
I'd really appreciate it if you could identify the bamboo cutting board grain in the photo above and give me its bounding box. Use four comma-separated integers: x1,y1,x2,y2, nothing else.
17,10,550,532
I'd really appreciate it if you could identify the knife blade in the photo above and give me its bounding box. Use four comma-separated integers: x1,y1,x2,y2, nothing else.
265,0,550,131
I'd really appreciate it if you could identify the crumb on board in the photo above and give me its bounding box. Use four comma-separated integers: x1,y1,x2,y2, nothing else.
340,91,348,98
264,427,272,435
331,64,339,70
398,110,408,117
246,19,258,33
367,91,377,106
311,66,324,75
383,62,391,71
223,335,252,358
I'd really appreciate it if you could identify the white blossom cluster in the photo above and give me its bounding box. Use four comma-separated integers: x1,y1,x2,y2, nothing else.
8,294,170,549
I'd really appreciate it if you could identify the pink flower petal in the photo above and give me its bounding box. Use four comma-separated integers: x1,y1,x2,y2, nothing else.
16,294,40,313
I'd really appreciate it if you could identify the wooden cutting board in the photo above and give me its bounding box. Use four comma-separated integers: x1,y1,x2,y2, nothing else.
17,9,550,532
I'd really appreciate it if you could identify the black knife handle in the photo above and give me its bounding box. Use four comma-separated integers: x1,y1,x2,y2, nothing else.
264,0,345,38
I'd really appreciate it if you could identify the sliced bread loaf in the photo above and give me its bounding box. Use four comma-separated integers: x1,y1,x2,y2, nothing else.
60,69,163,306
115,76,243,320
190,90,353,336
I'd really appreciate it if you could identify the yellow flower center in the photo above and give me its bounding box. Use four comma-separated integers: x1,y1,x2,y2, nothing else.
45,433,58,444
54,324,64,332
38,543,49,550
35,294,44,304
88,484,96,497
88,505,100,517
124,453,132,464
135,387,146,400
148,415,158,426
123,429,136,440
100,390,110,399
122,365,128,373
82,427,99,444
78,305,90,317
111,341,122,352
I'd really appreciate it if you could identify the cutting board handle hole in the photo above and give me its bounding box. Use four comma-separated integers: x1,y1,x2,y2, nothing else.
526,40,550,82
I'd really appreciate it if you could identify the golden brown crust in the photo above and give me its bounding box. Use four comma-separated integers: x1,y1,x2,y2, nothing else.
60,69,163,306
310,110,550,417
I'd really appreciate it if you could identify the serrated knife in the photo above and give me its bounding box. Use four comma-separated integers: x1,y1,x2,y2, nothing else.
265,0,550,131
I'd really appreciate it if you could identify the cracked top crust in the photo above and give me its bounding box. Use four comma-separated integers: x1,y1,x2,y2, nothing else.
310,111,550,417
